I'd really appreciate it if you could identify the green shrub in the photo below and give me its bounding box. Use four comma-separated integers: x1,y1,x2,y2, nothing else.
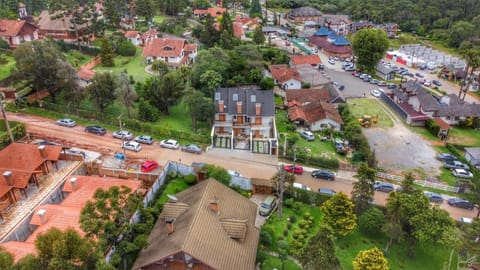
425,118,440,137
204,164,231,186
183,174,197,185
292,201,303,213
358,207,385,236
289,215,296,223
284,198,294,208
118,41,136,56
260,230,273,247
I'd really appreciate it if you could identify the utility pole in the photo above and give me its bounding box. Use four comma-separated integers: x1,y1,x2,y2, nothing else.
118,114,126,157
0,96,14,142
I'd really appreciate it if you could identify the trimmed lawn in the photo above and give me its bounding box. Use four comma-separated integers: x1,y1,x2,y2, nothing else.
448,128,480,146
0,54,15,81
158,178,190,204
261,255,302,270
157,103,196,132
94,47,151,82
346,98,394,128
64,50,94,68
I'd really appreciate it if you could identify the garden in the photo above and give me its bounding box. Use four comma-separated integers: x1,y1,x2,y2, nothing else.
346,98,393,128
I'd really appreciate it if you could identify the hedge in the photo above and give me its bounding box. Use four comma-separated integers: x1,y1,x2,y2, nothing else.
283,188,332,206
425,118,440,137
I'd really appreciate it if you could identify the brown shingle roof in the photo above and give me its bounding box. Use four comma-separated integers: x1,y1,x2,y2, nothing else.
286,88,332,104
142,38,186,58
0,19,36,37
269,66,302,83
291,54,321,66
132,179,259,270
37,10,83,32
288,101,343,125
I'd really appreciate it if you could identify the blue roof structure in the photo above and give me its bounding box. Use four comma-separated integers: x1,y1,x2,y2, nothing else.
327,31,338,39
314,27,330,36
333,36,350,46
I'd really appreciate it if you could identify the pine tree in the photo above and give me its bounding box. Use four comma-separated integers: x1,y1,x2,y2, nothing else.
299,225,342,270
321,193,357,236
100,38,115,67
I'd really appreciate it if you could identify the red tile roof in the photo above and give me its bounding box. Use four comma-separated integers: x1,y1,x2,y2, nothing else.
309,36,352,55
183,43,198,53
286,88,332,104
142,38,186,58
0,19,36,37
288,101,343,125
0,143,62,173
77,68,95,81
291,54,321,66
124,30,139,38
193,7,227,17
233,22,244,38
434,117,450,130
0,241,36,263
141,29,159,40
269,65,302,83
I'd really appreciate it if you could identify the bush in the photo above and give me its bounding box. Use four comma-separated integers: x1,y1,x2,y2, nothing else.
204,164,231,186
183,174,197,185
425,118,440,137
118,41,136,56
289,215,296,223
260,230,273,247
292,201,303,213
358,207,385,236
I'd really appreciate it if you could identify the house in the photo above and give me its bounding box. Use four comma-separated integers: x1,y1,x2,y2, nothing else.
77,67,95,86
193,7,227,18
268,64,302,89
295,64,331,88
286,6,322,23
287,100,343,131
212,87,277,155
37,10,86,40
141,28,160,45
350,21,374,32
132,179,260,270
124,30,141,46
464,147,480,166
322,14,351,36
0,175,141,262
142,38,197,67
285,85,345,106
232,22,245,38
290,54,322,68
376,63,396,80
234,16,260,31
0,19,39,47
309,27,352,58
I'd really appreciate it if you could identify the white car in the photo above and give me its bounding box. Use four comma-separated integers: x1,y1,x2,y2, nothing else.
228,170,243,178
122,141,142,152
452,169,473,178
56,118,76,127
370,89,382,98
328,59,335,65
423,80,431,87
113,130,133,140
160,139,179,149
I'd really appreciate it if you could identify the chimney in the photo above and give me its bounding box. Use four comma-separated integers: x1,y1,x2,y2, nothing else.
3,171,13,186
209,198,219,213
165,217,175,235
236,101,243,114
218,100,224,112
37,209,47,224
38,145,47,158
255,103,261,116
70,177,77,191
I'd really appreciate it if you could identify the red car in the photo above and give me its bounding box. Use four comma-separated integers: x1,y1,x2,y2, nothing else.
284,164,303,174
141,160,159,173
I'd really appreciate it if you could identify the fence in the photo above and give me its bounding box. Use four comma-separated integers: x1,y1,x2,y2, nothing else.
376,172,459,193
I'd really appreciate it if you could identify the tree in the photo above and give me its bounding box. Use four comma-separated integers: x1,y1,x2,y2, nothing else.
448,21,476,48
100,38,115,67
183,89,215,129
299,224,341,270
136,0,155,23
321,193,357,236
400,172,416,193
352,28,389,73
253,26,265,45
118,40,136,56
115,72,137,118
14,40,79,103
140,70,185,114
358,207,385,236
272,167,295,218
0,246,13,270
199,70,222,98
353,247,389,270
351,163,376,214
459,47,480,100
86,72,117,117
199,14,220,47
249,0,262,18
137,98,159,122
80,186,142,250
150,60,169,76
259,77,274,90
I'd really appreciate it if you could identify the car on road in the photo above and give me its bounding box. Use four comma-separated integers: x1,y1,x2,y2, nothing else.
160,139,179,149
259,195,277,216
452,168,474,178
293,182,311,191
370,89,382,98
113,130,133,140
84,125,106,135
370,79,378,84
423,191,443,203
181,144,202,154
373,181,394,192
56,118,76,127
318,188,336,196
300,130,315,141
228,170,243,178
444,160,469,170
122,141,142,152
284,164,303,174
432,80,442,86
387,83,397,89
311,170,335,180
423,80,431,87
447,198,474,210
328,59,335,65
377,81,387,86
415,72,424,78
437,153,457,161
141,160,159,172
135,135,154,145
404,72,414,77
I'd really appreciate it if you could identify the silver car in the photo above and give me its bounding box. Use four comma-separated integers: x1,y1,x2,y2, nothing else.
135,135,154,145
122,141,142,152
56,118,76,127
113,130,133,140
160,139,179,149
181,144,202,154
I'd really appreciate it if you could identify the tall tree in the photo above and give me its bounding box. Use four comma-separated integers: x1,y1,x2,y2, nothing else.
218,12,237,49
115,72,137,118
253,26,266,45
183,89,215,129
351,163,376,214
321,193,357,236
352,28,389,73
272,167,295,218
100,38,115,67
86,72,117,117
199,14,220,47
199,70,222,98
0,246,13,270
249,0,262,18
353,247,389,270
400,172,416,193
459,47,480,100
135,0,155,23
299,224,342,270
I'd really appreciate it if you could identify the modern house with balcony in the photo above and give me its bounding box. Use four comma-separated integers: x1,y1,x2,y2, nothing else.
212,87,277,155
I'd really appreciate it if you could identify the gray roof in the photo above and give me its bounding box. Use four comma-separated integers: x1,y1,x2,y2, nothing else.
435,103,480,117
392,88,408,102
376,64,395,75
417,92,440,112
215,87,275,117
402,80,429,95
465,147,480,159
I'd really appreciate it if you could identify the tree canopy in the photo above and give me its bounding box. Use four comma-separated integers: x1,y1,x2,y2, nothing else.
299,224,342,270
352,28,389,73
353,247,389,270
320,192,357,236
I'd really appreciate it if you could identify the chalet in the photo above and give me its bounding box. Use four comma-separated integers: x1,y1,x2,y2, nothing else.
124,30,141,46
269,64,303,90
322,14,351,36
0,19,38,47
37,10,87,40
290,54,322,68
286,6,321,23
376,63,396,80
234,16,260,31
142,38,197,67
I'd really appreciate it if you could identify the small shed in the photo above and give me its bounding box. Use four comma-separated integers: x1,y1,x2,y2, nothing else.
376,64,396,80
464,147,480,166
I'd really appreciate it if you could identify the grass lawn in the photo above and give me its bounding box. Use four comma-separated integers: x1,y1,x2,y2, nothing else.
0,54,15,81
156,103,199,132
260,255,302,270
64,50,94,68
447,128,480,146
346,98,394,128
94,46,152,83
157,178,190,204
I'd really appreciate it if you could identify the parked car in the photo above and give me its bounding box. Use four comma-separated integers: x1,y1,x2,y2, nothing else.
293,182,311,191
181,144,202,154
370,89,382,98
328,59,335,65
259,195,277,216
405,72,414,77
141,160,159,172
160,139,179,149
387,83,397,89
56,118,76,127
228,170,243,178
432,80,442,86
311,170,335,180
423,80,431,87
369,79,379,85
113,130,133,140
300,130,315,141
373,181,394,192
437,153,457,161
459,217,473,223
444,160,469,170
423,191,444,203
377,81,387,86
84,125,106,135
284,164,303,174
415,72,424,78
135,135,154,145
452,168,474,178
318,188,336,196
447,198,474,210
122,141,142,152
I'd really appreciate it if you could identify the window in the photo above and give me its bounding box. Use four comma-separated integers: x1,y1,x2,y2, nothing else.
251,95,256,102
215,92,221,101
233,94,238,101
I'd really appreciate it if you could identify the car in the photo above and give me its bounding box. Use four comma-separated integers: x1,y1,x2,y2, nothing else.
227,170,243,178
423,191,444,203
181,144,202,154
377,81,387,86
318,64,325,70
418,64,427,70
311,170,335,180
160,139,179,149
353,71,361,77
432,80,442,86
405,72,414,77
56,118,76,127
370,79,379,84
459,217,473,223
444,160,469,170
370,89,382,98
318,188,336,196
113,130,133,140
328,59,335,65
135,135,154,145
423,80,431,87
293,182,311,191
259,195,277,216
122,141,142,152
415,72,424,78
387,83,397,89
141,160,159,172
363,76,372,82
437,153,457,161
447,198,474,210
84,125,106,135
284,164,303,174
300,130,315,141
452,168,474,178
373,181,394,192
